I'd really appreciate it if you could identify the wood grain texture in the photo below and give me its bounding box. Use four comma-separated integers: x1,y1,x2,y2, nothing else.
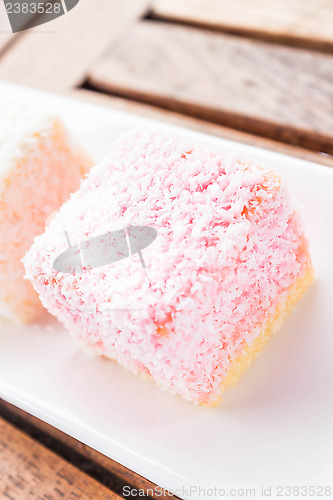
72,88,333,169
0,0,149,91
151,0,333,51
0,399,180,500
88,21,333,154
0,416,120,500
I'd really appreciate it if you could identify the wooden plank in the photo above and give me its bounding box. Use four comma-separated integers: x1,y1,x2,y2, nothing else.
71,88,333,169
0,399,180,500
87,21,333,154
0,0,149,92
151,0,333,51
0,416,120,500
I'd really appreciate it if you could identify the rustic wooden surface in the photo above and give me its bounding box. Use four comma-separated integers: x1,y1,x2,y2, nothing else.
151,0,333,51
0,0,150,91
88,21,333,154
0,415,120,500
0,399,179,500
0,0,332,497
71,88,333,169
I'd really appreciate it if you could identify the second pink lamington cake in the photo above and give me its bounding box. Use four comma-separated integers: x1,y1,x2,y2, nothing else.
23,130,313,405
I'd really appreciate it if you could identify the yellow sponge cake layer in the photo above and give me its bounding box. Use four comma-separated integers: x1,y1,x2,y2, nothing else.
218,264,314,403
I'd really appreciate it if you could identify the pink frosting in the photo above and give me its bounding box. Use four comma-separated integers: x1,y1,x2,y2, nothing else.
23,130,311,404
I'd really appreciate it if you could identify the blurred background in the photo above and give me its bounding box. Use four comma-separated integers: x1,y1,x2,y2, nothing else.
0,0,333,162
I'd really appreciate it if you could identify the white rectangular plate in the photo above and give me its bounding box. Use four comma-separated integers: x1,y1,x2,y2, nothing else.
0,82,332,499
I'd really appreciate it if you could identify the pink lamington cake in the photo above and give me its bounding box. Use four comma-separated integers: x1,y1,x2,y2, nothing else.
23,130,313,405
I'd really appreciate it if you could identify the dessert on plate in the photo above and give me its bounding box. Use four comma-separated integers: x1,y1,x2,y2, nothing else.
23,130,313,405
0,101,92,323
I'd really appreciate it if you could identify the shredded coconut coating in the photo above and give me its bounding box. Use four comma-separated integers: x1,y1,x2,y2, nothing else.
23,130,312,404
0,102,92,323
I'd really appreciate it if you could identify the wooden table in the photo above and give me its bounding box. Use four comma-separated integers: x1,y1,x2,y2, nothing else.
0,0,332,498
